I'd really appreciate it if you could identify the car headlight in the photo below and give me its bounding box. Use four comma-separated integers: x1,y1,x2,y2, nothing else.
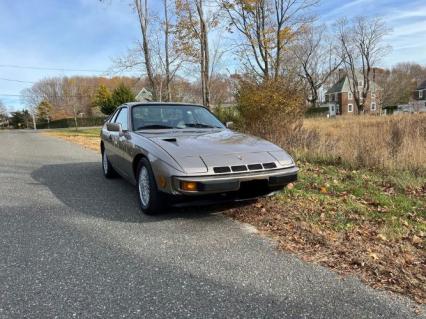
268,150,294,167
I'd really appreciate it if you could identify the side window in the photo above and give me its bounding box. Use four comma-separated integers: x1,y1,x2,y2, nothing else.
114,108,129,131
109,109,120,123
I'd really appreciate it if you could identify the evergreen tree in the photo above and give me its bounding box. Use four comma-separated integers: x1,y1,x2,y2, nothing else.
93,84,114,115
111,83,135,107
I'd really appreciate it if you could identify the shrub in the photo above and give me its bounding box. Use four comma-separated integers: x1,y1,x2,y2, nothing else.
305,106,329,117
37,117,107,129
213,105,241,126
235,78,305,148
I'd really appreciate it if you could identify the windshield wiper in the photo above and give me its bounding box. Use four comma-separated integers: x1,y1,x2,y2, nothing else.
137,124,174,130
184,123,220,128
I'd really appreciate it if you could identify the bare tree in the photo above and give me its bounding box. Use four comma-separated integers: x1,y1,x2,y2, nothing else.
20,88,41,130
135,0,158,100
0,100,6,117
291,24,342,107
111,0,184,101
221,0,318,80
176,0,214,108
335,16,390,114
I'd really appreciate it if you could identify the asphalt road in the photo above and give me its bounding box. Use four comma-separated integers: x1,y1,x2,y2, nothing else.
0,130,422,319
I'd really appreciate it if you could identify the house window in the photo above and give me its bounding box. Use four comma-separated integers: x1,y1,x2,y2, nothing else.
348,104,353,113
371,102,376,111
331,105,335,112
335,93,338,101
331,94,335,102
348,92,352,100
358,81,363,87
420,90,423,99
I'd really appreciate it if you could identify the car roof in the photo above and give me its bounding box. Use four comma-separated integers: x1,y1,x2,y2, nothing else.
124,102,206,108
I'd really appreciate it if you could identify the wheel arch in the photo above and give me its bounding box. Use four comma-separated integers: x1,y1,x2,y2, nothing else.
132,153,148,180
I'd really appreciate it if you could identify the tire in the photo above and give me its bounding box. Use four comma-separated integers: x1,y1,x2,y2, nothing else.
102,150,118,178
136,158,165,215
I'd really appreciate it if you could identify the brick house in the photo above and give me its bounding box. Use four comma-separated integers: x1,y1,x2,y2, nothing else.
324,72,382,115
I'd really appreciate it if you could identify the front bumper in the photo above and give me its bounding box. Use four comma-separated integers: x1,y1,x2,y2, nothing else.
171,166,298,196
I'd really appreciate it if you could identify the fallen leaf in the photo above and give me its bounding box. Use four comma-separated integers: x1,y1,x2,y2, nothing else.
368,252,379,260
412,235,422,244
377,234,387,241
320,186,328,194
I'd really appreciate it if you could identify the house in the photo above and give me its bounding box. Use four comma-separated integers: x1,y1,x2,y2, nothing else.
410,80,426,113
135,88,153,102
323,71,382,115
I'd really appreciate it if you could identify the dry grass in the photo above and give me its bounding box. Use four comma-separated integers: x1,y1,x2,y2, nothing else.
42,128,101,152
288,114,426,175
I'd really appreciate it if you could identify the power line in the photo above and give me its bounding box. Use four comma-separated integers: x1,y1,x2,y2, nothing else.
0,93,98,98
0,77,35,84
0,64,107,73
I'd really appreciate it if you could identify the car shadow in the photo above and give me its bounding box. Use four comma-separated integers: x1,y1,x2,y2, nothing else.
31,162,253,223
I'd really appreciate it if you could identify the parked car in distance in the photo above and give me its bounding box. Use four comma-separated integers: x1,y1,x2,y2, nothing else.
101,103,298,214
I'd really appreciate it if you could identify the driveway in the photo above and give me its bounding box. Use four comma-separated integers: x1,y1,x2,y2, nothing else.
0,130,421,318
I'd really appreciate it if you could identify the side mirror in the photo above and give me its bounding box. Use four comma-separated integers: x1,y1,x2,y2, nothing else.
106,122,122,132
225,121,234,129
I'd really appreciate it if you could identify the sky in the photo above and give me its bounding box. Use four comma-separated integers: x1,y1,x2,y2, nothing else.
1,0,426,111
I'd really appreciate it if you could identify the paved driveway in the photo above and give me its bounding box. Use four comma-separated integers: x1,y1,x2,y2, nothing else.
0,131,421,318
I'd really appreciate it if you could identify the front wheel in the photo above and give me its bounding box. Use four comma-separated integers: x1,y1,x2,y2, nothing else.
137,158,165,215
102,150,118,178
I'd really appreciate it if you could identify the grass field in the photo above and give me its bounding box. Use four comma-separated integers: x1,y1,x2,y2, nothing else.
294,114,426,175
44,119,426,304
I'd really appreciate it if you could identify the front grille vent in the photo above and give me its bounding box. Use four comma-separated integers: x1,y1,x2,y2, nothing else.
231,165,247,172
213,166,231,173
213,162,278,174
247,164,263,170
262,162,277,169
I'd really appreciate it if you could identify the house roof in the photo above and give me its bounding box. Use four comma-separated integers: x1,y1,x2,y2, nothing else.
326,73,381,94
326,77,348,94
416,80,426,90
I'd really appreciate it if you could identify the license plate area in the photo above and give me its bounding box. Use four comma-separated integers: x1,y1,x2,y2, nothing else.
238,179,269,198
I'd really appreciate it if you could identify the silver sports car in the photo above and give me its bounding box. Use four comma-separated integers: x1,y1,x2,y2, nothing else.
101,102,298,214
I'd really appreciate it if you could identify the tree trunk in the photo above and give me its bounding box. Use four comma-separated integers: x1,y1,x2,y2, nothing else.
32,113,37,131
196,0,210,108
135,0,157,101
163,0,172,102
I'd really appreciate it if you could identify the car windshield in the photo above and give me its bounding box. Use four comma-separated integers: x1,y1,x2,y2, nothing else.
132,104,225,131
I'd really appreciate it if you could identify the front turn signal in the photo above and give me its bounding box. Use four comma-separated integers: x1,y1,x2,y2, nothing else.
180,181,198,191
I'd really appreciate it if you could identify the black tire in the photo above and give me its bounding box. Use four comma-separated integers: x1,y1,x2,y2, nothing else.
136,158,165,215
102,150,118,178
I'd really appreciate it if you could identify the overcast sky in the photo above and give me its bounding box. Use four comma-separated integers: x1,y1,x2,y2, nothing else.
1,0,425,110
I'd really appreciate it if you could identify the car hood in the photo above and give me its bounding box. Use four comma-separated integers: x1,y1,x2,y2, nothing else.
137,129,291,174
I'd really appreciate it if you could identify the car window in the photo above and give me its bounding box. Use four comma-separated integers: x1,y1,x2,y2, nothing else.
109,108,121,123
114,107,128,131
132,105,224,130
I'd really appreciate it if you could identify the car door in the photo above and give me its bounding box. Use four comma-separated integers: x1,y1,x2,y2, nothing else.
105,107,127,171
103,108,121,166
111,107,132,178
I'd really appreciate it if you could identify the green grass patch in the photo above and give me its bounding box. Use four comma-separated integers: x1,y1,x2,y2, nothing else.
280,161,425,238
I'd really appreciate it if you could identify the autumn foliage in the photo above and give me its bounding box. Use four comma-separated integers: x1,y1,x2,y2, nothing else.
236,77,305,145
